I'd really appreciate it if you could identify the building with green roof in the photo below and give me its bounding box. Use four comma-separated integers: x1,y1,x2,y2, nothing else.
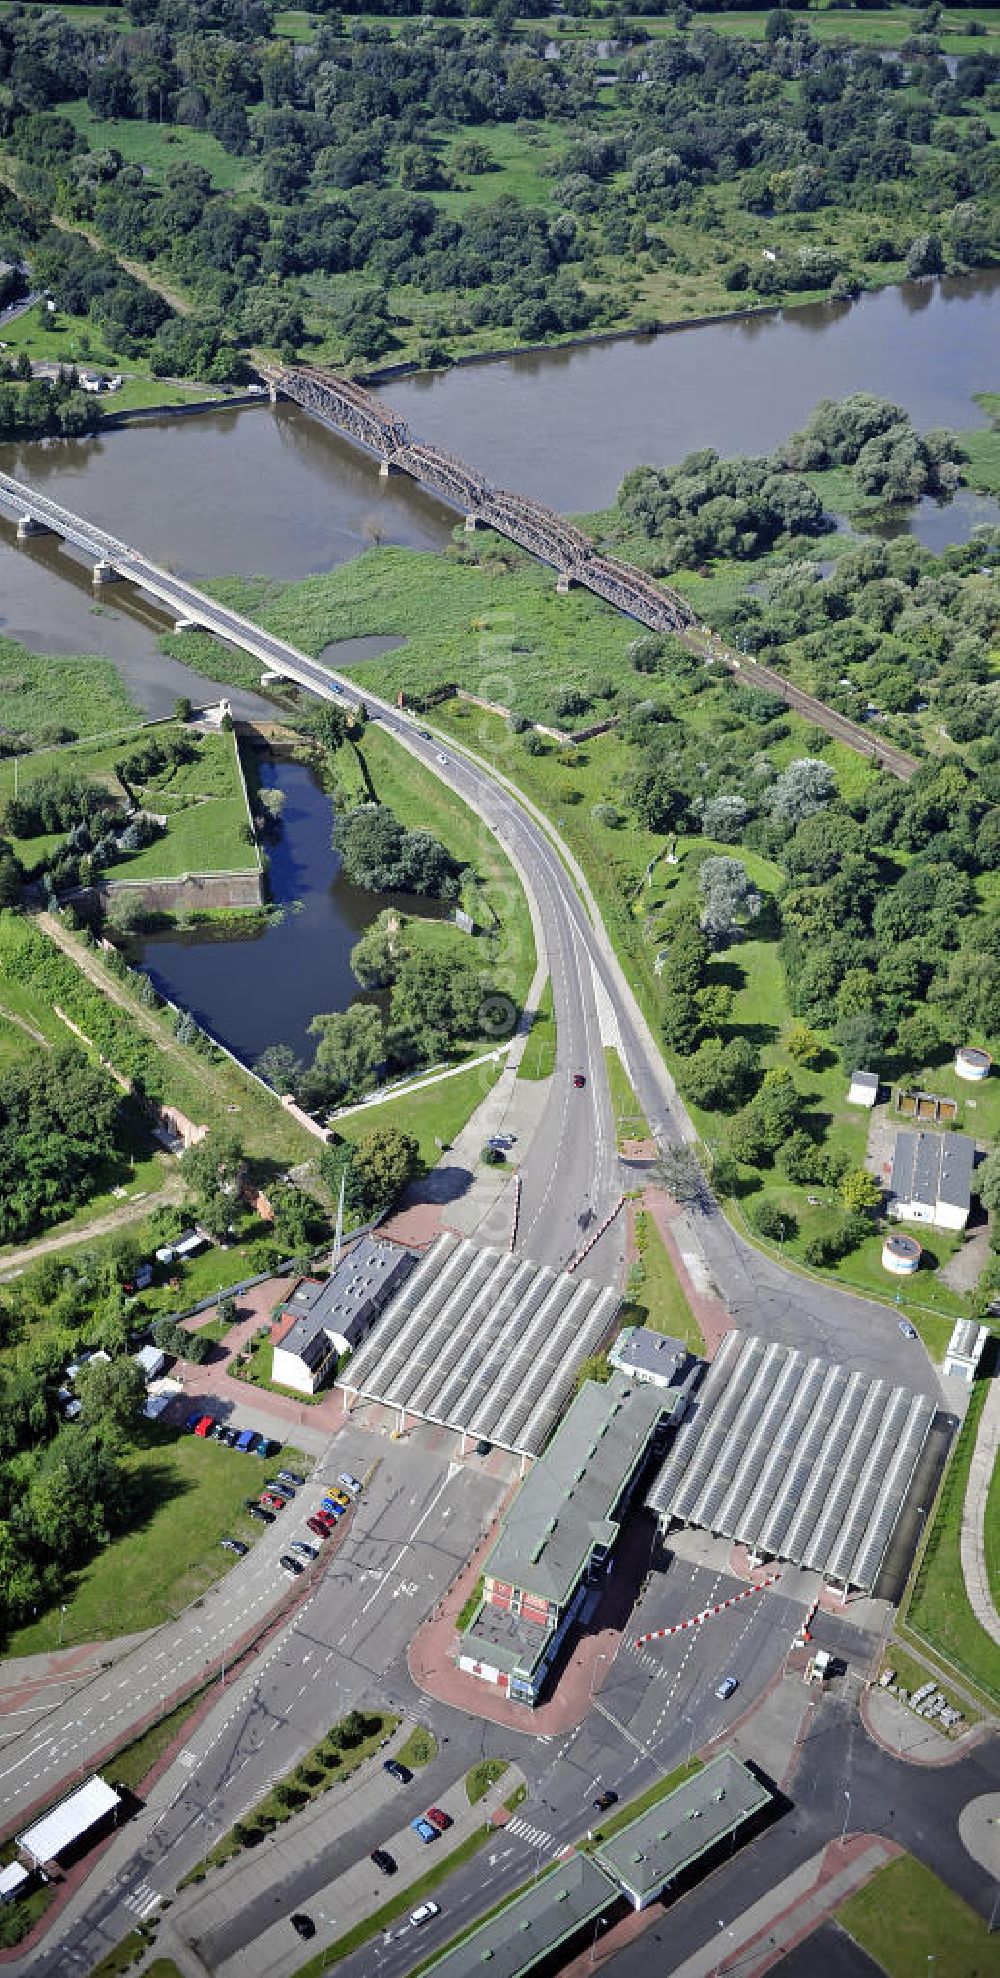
458,1372,672,1705
417,1855,617,1978
593,1752,773,1910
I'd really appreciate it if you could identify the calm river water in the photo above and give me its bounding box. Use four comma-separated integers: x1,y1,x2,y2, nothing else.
1,272,997,1050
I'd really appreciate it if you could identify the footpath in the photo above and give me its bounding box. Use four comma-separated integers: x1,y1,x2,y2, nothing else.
960,1373,1000,1649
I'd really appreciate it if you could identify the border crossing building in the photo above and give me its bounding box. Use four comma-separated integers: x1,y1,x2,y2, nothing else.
459,1372,676,1705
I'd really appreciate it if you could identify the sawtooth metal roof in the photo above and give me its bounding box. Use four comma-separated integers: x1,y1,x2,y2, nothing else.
339,1233,620,1457
647,1331,936,1593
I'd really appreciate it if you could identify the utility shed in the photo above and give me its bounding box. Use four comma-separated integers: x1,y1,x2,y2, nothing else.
593,1753,773,1911
942,1318,990,1385
17,1777,121,1868
848,1070,879,1107
134,1344,166,1382
416,1854,616,1978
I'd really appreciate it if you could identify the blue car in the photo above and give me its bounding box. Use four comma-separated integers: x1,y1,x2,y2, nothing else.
411,1818,438,1845
320,1496,344,1516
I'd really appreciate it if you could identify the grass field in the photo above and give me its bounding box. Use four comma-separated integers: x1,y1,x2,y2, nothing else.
961,392,1000,495
0,633,138,743
905,1378,1000,1705
333,1058,504,1172
64,104,257,194
623,1205,705,1355
517,976,555,1080
3,1427,310,1656
837,1854,995,1978
605,1045,651,1147
0,724,259,881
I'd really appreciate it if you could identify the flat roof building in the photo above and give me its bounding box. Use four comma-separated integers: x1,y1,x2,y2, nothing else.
887,1129,975,1231
417,1854,616,1978
17,1777,121,1869
460,1373,670,1704
593,1752,773,1910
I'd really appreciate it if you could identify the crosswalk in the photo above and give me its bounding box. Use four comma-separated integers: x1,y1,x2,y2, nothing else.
505,1815,555,1854
631,1647,664,1678
121,1880,162,1920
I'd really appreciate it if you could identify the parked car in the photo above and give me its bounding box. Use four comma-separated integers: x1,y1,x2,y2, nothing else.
474,1440,492,1458
291,1915,315,1940
212,1422,229,1442
194,1415,215,1438
338,1473,362,1496
410,1901,441,1928
898,1320,917,1339
260,1493,286,1511
425,1807,451,1832
280,1554,304,1576
184,1411,203,1432
383,1759,412,1784
220,1538,249,1557
291,1540,317,1560
715,1676,738,1701
278,1470,305,1488
219,1426,239,1447
317,1504,342,1523
320,1496,342,1514
412,1818,439,1845
371,1849,397,1876
269,1483,295,1500
256,1437,281,1457
235,1429,258,1453
248,1506,273,1524
306,1516,329,1538
592,1790,617,1811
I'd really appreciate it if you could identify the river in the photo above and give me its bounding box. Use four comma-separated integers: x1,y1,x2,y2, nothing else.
1,272,997,1051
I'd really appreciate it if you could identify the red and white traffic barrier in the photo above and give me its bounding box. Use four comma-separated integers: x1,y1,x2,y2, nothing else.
799,1594,819,1646
634,1573,781,1647
567,1195,626,1273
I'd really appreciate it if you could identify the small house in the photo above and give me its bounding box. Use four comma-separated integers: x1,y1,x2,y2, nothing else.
271,1239,415,1396
848,1070,879,1108
886,1129,975,1232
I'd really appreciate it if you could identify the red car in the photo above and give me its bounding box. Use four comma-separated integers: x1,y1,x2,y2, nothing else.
425,1807,451,1832
260,1493,286,1511
194,1415,215,1438
313,1508,337,1530
306,1516,329,1539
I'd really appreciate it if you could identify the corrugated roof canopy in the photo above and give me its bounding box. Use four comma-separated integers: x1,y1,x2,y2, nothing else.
648,1331,935,1592
341,1235,620,1457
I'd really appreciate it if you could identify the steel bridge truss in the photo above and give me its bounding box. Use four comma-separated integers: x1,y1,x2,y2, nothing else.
266,363,696,633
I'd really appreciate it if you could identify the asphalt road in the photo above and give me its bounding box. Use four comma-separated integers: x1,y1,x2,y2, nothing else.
0,469,977,1978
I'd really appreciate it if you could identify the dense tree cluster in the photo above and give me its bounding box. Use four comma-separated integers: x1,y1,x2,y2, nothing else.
0,2,996,368
619,449,831,568
334,802,463,898
776,392,965,503
0,1048,124,1242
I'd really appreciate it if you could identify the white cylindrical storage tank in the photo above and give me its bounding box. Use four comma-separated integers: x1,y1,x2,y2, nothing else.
882,1233,922,1275
954,1046,991,1083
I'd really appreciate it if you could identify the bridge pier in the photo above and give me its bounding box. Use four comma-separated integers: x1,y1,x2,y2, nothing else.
378,456,399,479
16,514,49,541
556,571,573,595
268,381,278,406
464,514,479,534
92,560,120,587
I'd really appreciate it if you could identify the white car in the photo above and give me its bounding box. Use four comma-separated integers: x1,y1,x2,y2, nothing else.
410,1901,441,1928
715,1676,738,1701
436,752,449,765
338,1472,362,1496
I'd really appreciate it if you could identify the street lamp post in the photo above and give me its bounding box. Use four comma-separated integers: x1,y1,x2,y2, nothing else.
840,1788,851,1845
